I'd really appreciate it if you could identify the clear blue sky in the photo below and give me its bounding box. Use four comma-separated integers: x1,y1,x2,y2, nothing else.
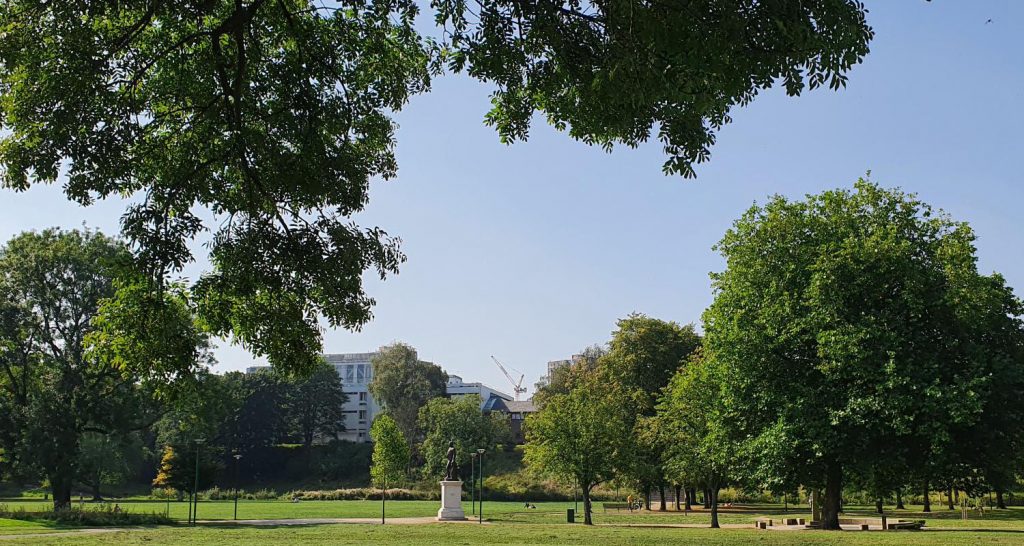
1,1,1021,396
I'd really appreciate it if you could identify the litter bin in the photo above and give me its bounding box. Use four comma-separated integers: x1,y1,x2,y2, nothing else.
567,508,575,523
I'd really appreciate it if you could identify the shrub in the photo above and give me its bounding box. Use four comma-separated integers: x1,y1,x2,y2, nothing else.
0,504,172,526
286,488,433,501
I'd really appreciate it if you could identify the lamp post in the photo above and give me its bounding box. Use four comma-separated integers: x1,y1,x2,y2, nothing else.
192,438,205,526
470,452,478,515
233,453,243,520
477,448,486,524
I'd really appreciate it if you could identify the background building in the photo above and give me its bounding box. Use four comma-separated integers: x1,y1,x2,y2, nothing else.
248,350,510,443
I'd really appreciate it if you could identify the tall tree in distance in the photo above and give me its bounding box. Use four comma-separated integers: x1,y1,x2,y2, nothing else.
370,414,410,524
368,343,447,445
601,314,701,508
0,1,874,371
286,361,348,463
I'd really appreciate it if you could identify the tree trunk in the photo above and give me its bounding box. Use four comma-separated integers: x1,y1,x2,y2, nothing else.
875,498,883,514
643,485,651,511
674,484,682,511
91,481,102,501
684,487,693,511
922,479,931,513
947,486,955,510
50,473,73,511
703,488,711,509
709,485,721,528
582,484,594,525
896,490,905,509
658,483,667,511
821,462,843,530
996,490,1006,509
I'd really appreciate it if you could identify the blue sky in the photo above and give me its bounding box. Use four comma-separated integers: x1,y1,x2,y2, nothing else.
1,1,1021,396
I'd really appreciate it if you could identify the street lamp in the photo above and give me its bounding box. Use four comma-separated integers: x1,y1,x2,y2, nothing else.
477,448,486,524
470,452,478,515
233,453,243,521
192,438,205,526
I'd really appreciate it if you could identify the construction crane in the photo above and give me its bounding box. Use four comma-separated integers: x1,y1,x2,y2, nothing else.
490,355,527,401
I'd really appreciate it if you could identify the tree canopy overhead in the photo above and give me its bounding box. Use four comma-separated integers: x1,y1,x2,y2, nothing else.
0,1,873,372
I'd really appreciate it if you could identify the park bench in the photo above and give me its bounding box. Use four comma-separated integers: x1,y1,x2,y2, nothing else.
602,502,630,512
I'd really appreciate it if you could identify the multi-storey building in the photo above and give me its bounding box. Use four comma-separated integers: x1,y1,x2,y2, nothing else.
247,349,510,443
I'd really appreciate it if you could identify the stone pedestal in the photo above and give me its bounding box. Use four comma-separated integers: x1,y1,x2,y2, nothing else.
436,480,467,521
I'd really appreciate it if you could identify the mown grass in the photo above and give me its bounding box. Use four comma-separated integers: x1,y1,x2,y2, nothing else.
3,522,1024,545
1,501,1022,544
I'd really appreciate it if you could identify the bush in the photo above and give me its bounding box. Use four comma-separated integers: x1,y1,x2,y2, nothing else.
0,504,172,526
150,487,177,500
286,488,433,501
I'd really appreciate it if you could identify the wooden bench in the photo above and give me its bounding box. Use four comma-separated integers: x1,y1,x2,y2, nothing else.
602,502,630,512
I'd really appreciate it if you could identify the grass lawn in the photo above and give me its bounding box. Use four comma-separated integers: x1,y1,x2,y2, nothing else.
1,501,1022,544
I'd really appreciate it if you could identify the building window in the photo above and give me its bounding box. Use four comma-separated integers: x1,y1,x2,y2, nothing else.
344,365,355,383
358,392,367,403
356,364,365,383
358,410,367,421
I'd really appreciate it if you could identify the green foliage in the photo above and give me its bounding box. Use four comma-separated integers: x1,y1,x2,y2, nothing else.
0,504,173,526
702,180,1024,528
0,229,191,509
525,370,632,524
417,395,510,479
0,1,430,373
435,0,873,176
370,415,409,489
368,343,447,444
603,314,701,413
287,362,348,452
658,351,738,527
0,2,875,376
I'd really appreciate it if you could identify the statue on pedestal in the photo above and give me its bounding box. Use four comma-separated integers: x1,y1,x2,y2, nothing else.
437,439,467,520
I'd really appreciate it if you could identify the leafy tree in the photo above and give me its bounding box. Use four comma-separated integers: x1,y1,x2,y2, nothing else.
417,395,510,479
286,361,348,460
532,345,605,409
525,370,631,525
703,180,1014,529
0,229,204,510
659,352,738,528
370,414,409,524
600,314,700,507
603,314,701,413
0,1,874,371
368,343,447,445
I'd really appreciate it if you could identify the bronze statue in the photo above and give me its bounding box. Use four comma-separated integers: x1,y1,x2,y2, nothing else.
444,440,459,481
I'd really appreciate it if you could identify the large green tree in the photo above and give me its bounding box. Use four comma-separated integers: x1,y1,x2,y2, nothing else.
368,342,447,445
0,1,874,371
0,229,205,509
285,361,348,461
658,351,738,528
601,314,700,509
525,369,631,525
703,180,1018,530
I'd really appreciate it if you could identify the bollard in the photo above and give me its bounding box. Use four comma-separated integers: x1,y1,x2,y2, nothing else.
567,508,575,524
